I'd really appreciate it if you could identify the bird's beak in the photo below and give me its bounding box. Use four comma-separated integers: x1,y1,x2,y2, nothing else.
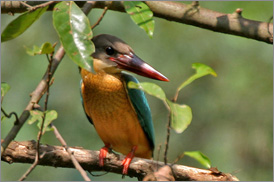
110,53,169,82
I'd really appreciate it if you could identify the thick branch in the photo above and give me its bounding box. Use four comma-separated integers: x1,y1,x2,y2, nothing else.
2,140,239,181
1,1,272,44
145,1,273,44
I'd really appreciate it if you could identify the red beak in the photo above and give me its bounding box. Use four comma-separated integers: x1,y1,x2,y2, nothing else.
110,53,169,82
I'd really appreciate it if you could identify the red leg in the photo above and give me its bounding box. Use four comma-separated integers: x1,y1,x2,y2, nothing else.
99,144,110,166
121,146,137,174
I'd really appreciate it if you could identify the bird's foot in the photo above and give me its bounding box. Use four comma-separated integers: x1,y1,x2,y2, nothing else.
99,145,110,166
121,146,137,174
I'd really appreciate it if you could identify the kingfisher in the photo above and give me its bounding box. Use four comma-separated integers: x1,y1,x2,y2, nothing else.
80,34,169,174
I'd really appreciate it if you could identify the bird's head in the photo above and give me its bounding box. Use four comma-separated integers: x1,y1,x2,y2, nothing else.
91,34,169,82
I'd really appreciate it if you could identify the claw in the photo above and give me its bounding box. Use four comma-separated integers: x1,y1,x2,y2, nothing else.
99,145,110,166
121,146,137,174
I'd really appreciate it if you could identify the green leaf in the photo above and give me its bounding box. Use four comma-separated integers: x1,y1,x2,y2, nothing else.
1,115,6,122
178,63,217,91
1,6,48,42
25,42,55,56
37,110,57,134
124,1,155,38
53,1,94,72
1,82,10,98
128,81,166,101
28,110,57,134
27,110,44,125
184,151,211,168
166,100,192,133
128,81,193,133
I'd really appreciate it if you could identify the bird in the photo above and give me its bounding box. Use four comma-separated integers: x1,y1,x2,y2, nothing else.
80,34,169,175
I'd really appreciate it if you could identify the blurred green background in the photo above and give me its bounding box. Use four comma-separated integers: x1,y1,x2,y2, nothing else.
1,1,273,181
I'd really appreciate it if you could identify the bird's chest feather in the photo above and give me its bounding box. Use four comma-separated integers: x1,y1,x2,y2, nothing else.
81,70,152,156
82,71,132,118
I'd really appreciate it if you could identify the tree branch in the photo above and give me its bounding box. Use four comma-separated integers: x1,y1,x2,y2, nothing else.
1,0,95,155
2,140,239,181
1,46,65,152
1,1,272,44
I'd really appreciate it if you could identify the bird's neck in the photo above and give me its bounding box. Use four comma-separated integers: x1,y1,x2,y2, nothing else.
81,68,124,90
93,58,121,74
81,58,124,92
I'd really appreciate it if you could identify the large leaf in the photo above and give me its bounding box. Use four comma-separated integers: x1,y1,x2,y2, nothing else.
184,151,211,168
124,1,155,38
167,100,192,133
25,42,55,56
128,81,166,101
1,6,48,42
178,63,217,91
53,1,94,72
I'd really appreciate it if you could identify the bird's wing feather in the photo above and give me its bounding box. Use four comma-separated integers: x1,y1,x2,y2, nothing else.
80,79,94,125
122,73,155,150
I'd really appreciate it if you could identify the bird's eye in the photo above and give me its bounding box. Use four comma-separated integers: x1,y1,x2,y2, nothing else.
105,46,115,55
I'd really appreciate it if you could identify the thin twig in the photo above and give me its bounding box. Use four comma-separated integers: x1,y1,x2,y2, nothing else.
172,153,185,165
32,1,55,10
19,1,33,9
1,108,19,125
91,2,112,29
19,54,53,181
164,112,171,165
156,144,162,163
50,124,91,181
20,1,55,11
164,86,181,164
156,144,162,171
172,89,180,102
4,2,93,181
1,45,65,153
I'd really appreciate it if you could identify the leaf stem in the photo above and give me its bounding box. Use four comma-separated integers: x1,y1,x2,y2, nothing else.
1,108,19,125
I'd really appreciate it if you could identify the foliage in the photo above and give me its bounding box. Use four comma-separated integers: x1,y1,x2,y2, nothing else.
184,151,211,168
1,82,11,121
1,6,48,42
124,1,155,38
27,110,57,134
128,63,216,166
129,63,216,134
52,1,95,72
1,82,10,100
25,42,55,56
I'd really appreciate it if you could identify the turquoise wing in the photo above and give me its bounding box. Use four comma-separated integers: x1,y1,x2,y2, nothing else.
122,73,155,150
80,79,94,125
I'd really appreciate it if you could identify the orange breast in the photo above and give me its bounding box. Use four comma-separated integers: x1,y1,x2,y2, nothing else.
81,69,152,158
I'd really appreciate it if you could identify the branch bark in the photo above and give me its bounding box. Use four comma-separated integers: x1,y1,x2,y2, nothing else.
1,1,272,44
2,140,239,181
